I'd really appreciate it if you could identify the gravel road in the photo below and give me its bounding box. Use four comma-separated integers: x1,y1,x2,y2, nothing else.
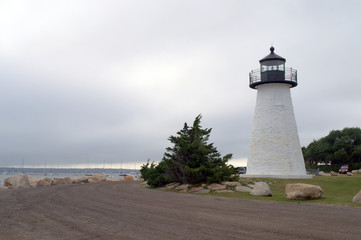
0,181,360,240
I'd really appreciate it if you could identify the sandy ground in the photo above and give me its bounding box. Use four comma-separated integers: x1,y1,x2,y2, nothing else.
0,181,360,240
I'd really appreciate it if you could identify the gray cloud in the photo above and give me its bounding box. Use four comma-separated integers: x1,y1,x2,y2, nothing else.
1,0,361,167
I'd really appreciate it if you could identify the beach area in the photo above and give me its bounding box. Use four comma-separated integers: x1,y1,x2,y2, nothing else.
0,181,360,240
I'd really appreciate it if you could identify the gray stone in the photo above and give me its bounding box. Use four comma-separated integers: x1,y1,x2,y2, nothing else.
222,181,241,186
285,183,323,200
72,177,89,184
347,172,353,176
235,186,252,192
215,190,234,193
36,178,52,187
51,177,72,185
27,176,43,188
196,189,211,193
330,171,338,176
207,183,226,190
352,190,361,203
4,174,31,189
319,171,330,176
247,184,255,189
166,182,181,189
189,187,204,193
250,182,272,197
175,184,191,190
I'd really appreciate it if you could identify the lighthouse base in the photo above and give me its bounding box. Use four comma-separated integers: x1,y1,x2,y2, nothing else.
243,174,312,179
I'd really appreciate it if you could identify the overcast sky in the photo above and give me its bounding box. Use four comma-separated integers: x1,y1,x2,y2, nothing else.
1,0,361,169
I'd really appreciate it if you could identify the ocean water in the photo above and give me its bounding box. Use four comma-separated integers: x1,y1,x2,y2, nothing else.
0,170,139,187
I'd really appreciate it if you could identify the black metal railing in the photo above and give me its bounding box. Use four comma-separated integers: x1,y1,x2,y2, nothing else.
249,67,297,89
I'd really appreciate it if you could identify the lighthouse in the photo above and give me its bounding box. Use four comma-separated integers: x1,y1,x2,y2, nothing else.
247,47,310,178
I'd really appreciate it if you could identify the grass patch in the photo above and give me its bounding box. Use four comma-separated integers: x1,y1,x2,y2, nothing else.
200,175,361,207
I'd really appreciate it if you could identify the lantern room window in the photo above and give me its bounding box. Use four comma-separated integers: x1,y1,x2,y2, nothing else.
261,64,285,72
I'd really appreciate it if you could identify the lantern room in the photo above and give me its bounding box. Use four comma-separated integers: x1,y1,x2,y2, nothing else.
249,47,297,89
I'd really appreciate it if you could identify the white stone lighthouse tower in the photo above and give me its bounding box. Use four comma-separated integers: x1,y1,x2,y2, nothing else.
247,47,310,178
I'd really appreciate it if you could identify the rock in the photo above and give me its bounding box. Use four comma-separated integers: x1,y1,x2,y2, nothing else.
352,170,358,174
4,174,31,189
72,177,89,184
207,183,226,190
285,183,323,200
0,186,8,190
235,186,252,192
110,178,124,182
330,171,338,176
352,190,361,203
179,189,188,193
347,172,353,176
250,182,272,197
175,184,191,190
36,178,52,187
27,176,43,188
124,175,134,181
189,187,204,193
88,174,107,182
51,177,72,185
247,184,255,189
222,181,241,186
215,190,234,193
319,171,330,176
166,182,181,189
197,189,211,193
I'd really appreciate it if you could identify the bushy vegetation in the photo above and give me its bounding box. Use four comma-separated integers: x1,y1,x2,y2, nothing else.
303,127,361,170
140,115,235,188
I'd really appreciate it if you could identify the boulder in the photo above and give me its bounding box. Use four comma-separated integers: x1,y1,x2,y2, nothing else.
352,170,358,174
4,174,31,189
330,171,338,176
189,186,204,193
27,176,43,188
88,174,107,182
72,177,89,184
175,184,191,190
124,175,134,181
36,178,52,187
285,183,323,200
222,181,241,187
250,182,272,197
51,177,72,185
215,190,234,193
347,172,353,176
167,182,181,189
352,190,361,203
247,184,255,189
319,171,330,176
235,186,252,192
197,189,211,194
207,183,226,190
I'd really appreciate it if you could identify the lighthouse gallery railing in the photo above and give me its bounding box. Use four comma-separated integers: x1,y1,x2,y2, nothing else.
249,68,297,86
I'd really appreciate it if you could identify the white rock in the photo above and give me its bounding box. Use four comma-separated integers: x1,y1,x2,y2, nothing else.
352,190,361,203
235,186,252,192
4,174,30,189
207,183,226,190
285,183,323,200
250,182,272,196
175,184,191,190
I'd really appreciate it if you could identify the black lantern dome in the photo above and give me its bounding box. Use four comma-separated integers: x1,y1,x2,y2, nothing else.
249,47,297,89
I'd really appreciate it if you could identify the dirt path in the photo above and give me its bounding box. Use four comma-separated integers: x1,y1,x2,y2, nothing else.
0,181,360,240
